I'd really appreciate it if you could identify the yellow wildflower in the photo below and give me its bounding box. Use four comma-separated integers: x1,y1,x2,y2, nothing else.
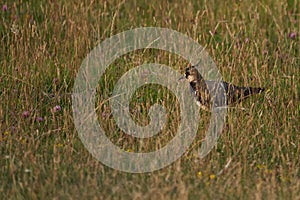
57,143,63,147
209,174,216,180
197,171,202,178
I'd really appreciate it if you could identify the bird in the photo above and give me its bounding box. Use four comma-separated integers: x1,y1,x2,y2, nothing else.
182,65,265,110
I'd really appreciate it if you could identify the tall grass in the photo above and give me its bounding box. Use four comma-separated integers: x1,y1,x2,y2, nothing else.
0,0,299,199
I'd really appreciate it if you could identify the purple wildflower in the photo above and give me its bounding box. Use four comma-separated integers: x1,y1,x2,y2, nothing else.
2,4,7,12
36,117,43,122
289,32,296,40
102,111,110,119
22,111,30,118
53,105,61,112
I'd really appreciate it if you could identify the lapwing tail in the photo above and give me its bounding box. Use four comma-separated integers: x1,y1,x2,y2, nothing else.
243,87,265,96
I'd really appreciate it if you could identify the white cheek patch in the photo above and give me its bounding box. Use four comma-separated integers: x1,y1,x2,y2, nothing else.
187,75,195,82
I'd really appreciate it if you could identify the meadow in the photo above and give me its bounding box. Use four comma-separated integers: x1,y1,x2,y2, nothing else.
0,0,299,199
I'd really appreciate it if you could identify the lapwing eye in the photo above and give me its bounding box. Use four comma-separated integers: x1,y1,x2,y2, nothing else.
185,70,190,77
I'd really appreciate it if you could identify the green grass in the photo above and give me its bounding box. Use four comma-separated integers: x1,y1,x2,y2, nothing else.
1,0,299,199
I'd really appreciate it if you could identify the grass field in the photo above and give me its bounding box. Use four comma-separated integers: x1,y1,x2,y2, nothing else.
1,0,299,199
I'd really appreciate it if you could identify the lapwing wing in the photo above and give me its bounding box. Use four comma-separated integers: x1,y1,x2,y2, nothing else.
182,65,265,110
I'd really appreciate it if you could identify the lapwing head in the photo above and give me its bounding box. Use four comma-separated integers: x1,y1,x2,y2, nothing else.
184,65,200,83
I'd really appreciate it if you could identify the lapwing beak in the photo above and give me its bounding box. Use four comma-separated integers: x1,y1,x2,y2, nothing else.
178,76,186,81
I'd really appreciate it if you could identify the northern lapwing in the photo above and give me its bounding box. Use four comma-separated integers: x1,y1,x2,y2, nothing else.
182,65,265,110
